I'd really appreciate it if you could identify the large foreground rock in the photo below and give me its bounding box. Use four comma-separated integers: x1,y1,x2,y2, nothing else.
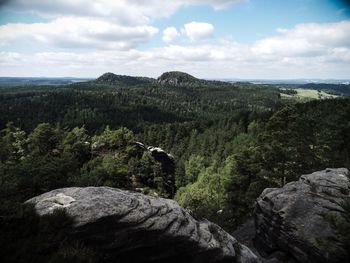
27,187,259,263
255,168,350,263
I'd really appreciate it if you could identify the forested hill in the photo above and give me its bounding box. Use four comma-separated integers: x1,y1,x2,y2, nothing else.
93,71,229,87
0,77,281,132
94,72,155,86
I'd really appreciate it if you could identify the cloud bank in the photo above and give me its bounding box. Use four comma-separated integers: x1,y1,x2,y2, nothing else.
0,0,349,79
2,0,247,23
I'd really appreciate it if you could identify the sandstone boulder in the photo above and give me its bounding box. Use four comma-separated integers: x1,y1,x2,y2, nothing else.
27,187,259,263
255,168,350,263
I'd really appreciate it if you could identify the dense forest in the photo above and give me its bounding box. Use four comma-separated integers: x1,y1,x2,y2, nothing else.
1,73,350,259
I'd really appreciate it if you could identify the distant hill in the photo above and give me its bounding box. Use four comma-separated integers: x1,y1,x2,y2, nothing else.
95,72,155,86
157,71,201,86
94,71,231,87
157,71,230,86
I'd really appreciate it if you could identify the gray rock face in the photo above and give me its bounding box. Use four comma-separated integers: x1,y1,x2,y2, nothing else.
27,187,259,263
255,168,350,263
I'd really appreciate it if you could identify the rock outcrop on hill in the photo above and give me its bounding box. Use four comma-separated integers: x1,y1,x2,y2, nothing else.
254,168,349,263
157,71,200,86
27,187,259,263
135,142,176,197
92,141,176,198
147,146,176,195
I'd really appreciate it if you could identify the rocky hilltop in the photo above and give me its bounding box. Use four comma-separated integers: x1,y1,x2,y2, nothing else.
157,71,201,86
27,187,259,263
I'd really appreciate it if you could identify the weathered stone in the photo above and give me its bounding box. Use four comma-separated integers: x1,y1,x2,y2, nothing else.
27,187,259,263
255,168,350,263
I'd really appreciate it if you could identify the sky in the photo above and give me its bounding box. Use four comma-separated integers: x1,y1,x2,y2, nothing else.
0,0,350,79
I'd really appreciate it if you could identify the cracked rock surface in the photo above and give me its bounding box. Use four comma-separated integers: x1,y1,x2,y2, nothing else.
26,187,259,263
255,168,350,263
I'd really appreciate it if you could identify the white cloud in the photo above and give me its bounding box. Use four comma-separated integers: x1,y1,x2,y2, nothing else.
252,20,350,57
0,0,243,51
185,0,247,10
184,22,214,41
0,46,348,79
3,0,150,25
162,27,180,43
2,0,247,25
0,17,158,50
0,1,238,50
2,36,349,79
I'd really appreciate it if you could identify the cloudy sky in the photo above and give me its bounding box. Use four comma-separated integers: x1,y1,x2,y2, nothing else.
0,0,349,79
